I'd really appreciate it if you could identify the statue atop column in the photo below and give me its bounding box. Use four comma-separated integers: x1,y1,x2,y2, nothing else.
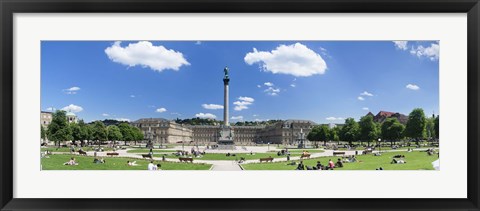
224,66,229,79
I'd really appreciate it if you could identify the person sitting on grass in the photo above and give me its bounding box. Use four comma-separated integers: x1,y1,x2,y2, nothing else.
296,161,305,170
286,161,296,166
93,158,105,164
156,164,162,170
316,161,323,170
127,161,139,166
326,159,335,170
148,161,156,170
335,158,344,168
64,157,78,165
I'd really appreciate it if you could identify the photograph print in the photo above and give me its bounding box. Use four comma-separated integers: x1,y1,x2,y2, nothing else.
40,40,439,171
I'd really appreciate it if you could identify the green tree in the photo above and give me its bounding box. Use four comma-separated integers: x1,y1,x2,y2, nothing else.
118,123,134,145
339,118,359,145
47,110,72,147
425,117,436,142
329,126,341,144
41,125,47,142
307,125,330,147
107,125,123,147
132,126,144,144
434,116,439,140
405,108,427,144
381,117,405,146
92,121,107,147
359,115,379,147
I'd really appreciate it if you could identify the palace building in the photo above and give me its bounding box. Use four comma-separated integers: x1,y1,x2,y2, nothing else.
131,118,316,145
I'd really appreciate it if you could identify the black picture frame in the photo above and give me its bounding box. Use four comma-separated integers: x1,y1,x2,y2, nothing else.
1,0,479,210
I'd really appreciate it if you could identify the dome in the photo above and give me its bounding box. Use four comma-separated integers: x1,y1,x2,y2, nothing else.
66,112,76,116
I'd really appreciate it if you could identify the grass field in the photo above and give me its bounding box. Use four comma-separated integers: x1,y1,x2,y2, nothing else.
41,154,212,170
144,151,324,161
241,151,439,170
41,146,115,152
126,149,178,153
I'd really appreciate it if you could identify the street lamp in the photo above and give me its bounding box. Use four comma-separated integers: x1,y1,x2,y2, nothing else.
378,138,381,154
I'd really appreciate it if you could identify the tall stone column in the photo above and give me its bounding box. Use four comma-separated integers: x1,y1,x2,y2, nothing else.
223,77,230,126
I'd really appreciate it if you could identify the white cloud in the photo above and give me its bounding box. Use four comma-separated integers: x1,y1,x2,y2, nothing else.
257,85,261,88
202,104,224,110
61,104,83,113
290,84,296,88
264,82,274,87
233,101,252,106
116,118,130,122
195,113,216,119
231,116,243,120
357,96,365,101
102,113,110,117
130,95,135,98
195,41,202,45
406,84,420,90
253,114,259,117
410,43,439,61
244,43,327,77
63,86,80,94
362,107,369,111
234,96,255,111
45,107,55,112
171,112,182,116
264,87,280,96
105,41,190,72
360,91,373,97
393,41,408,50
238,96,254,103
326,117,344,121
155,108,167,113
234,105,248,111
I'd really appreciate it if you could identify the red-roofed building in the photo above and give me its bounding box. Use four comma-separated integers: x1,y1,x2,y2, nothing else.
368,111,408,124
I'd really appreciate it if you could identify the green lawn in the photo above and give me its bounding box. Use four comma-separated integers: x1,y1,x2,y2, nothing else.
126,149,178,154
146,151,324,161
41,154,212,170
241,151,439,170
41,146,114,152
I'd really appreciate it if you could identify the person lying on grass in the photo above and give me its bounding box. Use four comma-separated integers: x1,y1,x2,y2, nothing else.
127,161,139,166
391,158,407,164
64,157,78,165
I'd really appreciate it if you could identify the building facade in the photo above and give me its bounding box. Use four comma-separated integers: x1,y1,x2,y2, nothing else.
131,118,193,144
131,118,316,145
41,111,53,128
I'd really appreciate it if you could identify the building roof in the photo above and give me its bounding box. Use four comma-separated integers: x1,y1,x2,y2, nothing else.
66,112,76,116
132,118,170,123
376,111,396,117
283,119,317,125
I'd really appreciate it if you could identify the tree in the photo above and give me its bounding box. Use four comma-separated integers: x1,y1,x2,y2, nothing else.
307,125,330,147
434,116,439,140
107,125,123,147
381,117,405,146
425,117,436,142
118,123,134,145
132,127,144,144
359,115,379,147
405,108,427,144
41,126,47,142
339,118,359,145
92,121,107,147
47,110,72,147
329,126,340,144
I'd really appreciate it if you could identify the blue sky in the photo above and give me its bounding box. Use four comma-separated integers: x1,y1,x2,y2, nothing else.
41,40,439,124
